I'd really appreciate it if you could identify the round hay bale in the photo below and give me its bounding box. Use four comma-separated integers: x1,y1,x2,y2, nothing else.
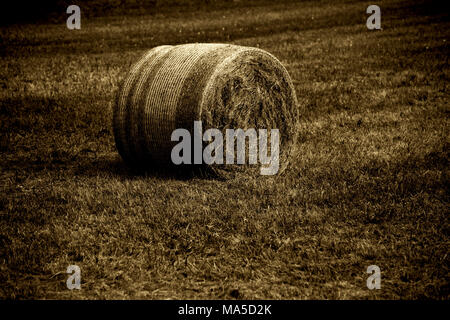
113,43,299,176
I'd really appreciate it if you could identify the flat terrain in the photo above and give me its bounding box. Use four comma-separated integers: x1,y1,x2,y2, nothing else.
0,0,449,299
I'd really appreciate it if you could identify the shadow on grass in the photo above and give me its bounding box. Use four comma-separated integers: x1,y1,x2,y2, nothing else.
2,153,226,182
0,94,225,181
84,156,226,181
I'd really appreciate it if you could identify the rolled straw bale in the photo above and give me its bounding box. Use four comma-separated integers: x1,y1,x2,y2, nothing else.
113,43,299,175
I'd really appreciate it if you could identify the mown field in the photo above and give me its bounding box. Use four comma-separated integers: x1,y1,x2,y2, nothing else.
0,0,449,299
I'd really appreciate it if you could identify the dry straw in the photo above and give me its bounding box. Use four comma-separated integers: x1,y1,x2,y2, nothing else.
113,43,299,175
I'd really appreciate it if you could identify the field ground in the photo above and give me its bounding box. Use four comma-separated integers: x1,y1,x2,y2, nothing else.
0,0,449,299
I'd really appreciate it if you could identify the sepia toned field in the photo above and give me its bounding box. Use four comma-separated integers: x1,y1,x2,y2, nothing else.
0,0,448,299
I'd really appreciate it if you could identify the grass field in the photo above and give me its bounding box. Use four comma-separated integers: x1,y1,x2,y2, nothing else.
0,0,449,299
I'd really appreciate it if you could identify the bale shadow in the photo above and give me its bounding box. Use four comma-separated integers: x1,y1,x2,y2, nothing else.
83,156,226,181
2,151,226,182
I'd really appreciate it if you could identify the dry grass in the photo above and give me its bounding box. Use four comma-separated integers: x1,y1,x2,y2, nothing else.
0,0,449,299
